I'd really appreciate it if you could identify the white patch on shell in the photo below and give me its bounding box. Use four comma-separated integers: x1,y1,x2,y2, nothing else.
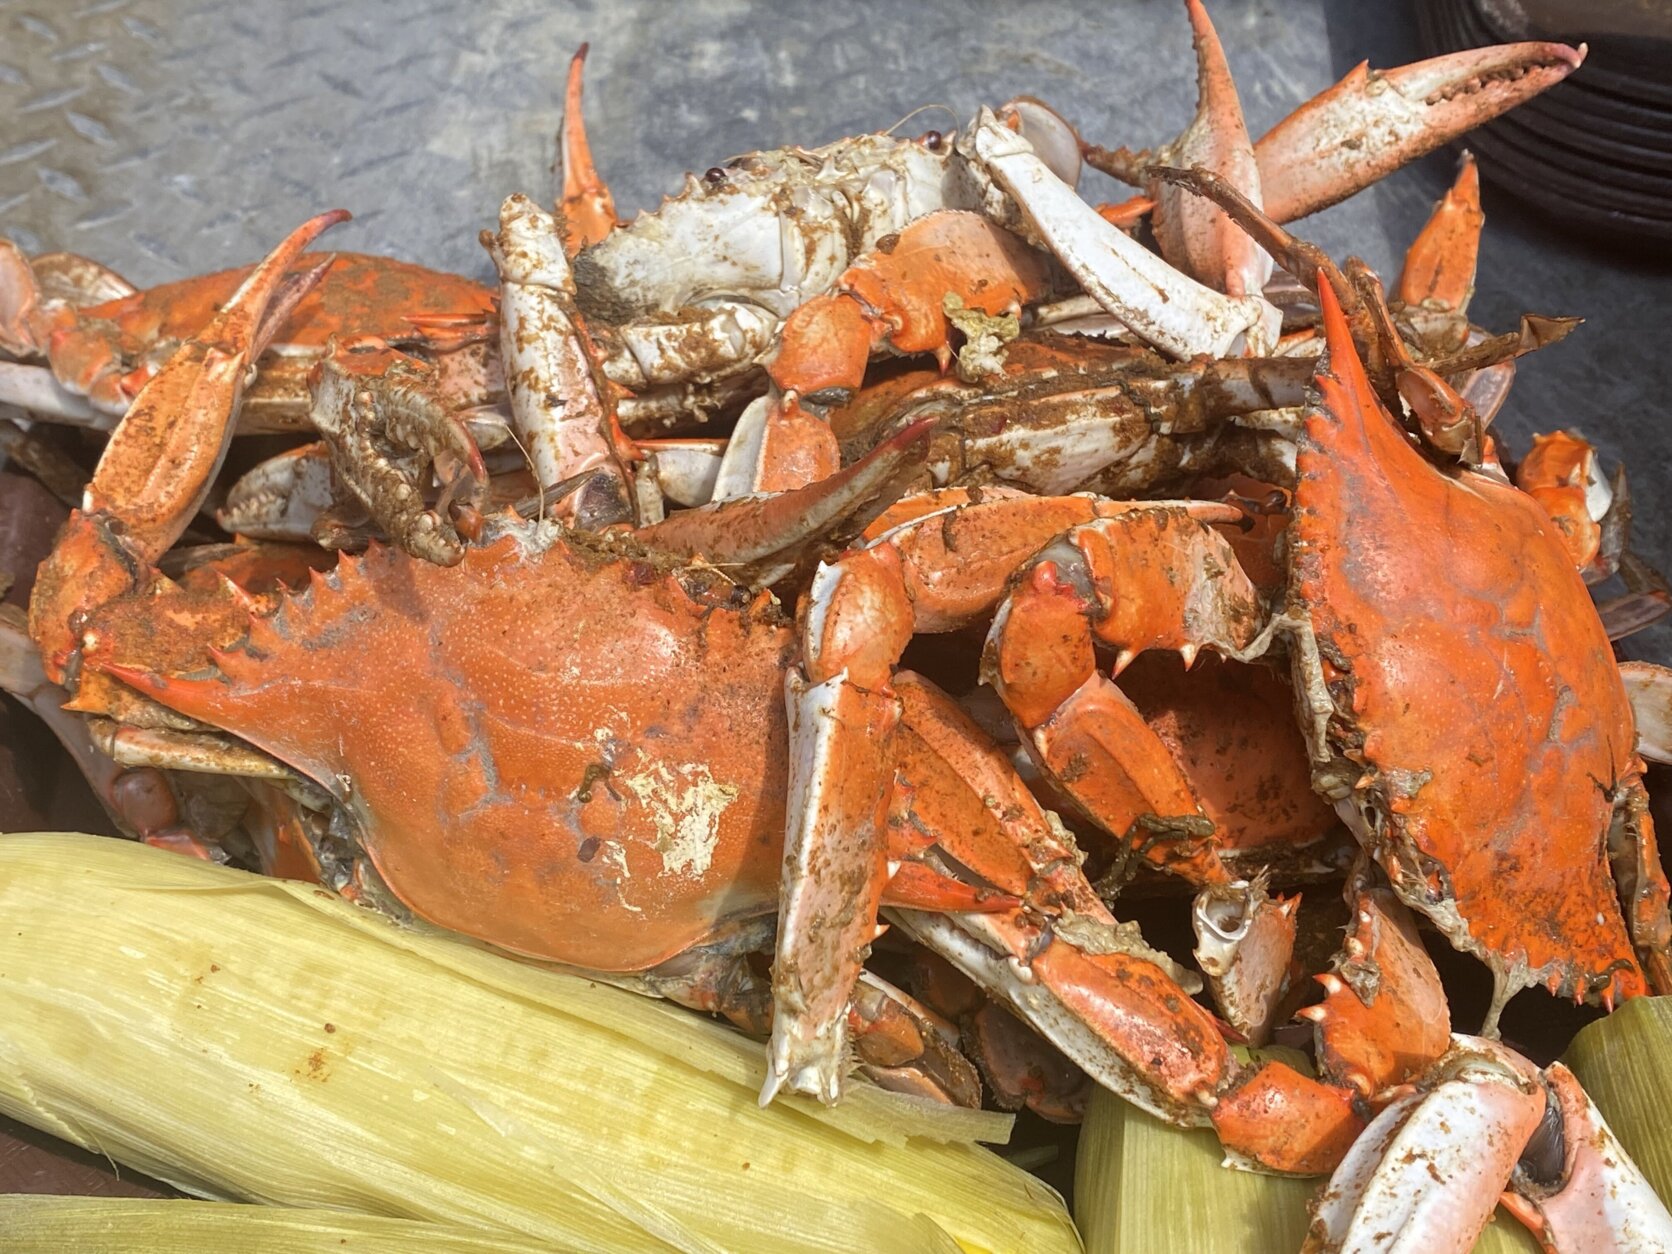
617,759,739,879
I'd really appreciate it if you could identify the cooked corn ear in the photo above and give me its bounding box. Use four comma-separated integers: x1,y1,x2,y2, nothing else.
0,833,1078,1254
0,1196,563,1253
1561,996,1672,1207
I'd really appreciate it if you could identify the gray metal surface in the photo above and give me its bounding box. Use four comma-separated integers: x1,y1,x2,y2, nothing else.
3,0,1669,653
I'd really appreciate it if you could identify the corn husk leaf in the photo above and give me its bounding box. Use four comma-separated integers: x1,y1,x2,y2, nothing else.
1073,1087,1540,1252
0,1196,562,1253
0,833,1078,1254
1561,995,1672,1207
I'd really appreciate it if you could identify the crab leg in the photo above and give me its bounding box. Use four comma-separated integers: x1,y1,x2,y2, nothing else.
1395,153,1482,352
555,44,619,255
879,671,1233,1126
307,338,490,567
28,210,349,684
763,495,1142,1103
483,193,636,530
971,109,1279,357
712,210,1059,498
981,506,1263,885
1297,884,1451,1100
764,579,900,1104
763,493,1365,1160
978,504,1323,1040
1254,42,1584,223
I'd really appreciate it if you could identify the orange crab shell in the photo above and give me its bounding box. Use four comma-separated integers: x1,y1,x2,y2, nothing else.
106,531,796,972
1294,280,1651,1003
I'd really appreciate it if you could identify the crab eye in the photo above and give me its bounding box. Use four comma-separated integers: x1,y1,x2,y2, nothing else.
918,130,944,152
703,167,727,186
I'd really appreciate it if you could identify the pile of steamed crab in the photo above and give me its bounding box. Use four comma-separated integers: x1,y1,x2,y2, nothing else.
5,5,1672,1249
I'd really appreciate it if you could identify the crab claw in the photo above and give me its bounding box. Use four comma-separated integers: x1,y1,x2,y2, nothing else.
1257,42,1585,223
1306,1038,1547,1254
0,238,47,357
1503,1062,1672,1249
970,108,1279,356
85,209,351,560
29,210,349,683
485,193,635,530
1153,0,1272,299
1396,153,1483,341
556,44,618,255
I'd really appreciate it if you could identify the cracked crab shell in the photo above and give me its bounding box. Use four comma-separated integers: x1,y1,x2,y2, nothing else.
110,531,796,972
1290,284,1648,1003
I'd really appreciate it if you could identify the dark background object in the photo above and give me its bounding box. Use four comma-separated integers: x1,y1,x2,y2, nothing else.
2,0,1670,1204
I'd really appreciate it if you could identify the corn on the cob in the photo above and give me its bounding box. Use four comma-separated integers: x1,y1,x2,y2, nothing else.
0,1196,563,1253
0,832,1079,1254
1561,996,1672,1207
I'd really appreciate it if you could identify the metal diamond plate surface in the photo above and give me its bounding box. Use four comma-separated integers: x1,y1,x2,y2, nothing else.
2,0,1668,652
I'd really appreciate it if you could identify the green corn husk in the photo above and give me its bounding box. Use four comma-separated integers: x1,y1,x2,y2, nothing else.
1073,1088,1540,1253
0,833,1078,1254
1561,995,1672,1206
0,1197,563,1253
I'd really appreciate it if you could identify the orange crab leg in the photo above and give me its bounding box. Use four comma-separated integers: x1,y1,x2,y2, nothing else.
556,44,619,255
1296,886,1450,1099
726,211,1056,497
1210,1061,1366,1174
981,505,1262,885
764,545,908,1104
28,210,349,684
1515,430,1605,573
1396,153,1482,339
768,211,1053,402
1255,42,1583,223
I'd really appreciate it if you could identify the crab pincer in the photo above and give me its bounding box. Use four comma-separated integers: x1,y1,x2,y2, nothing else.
1080,0,1273,299
555,43,620,255
1255,41,1585,222
484,193,637,530
29,209,350,685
